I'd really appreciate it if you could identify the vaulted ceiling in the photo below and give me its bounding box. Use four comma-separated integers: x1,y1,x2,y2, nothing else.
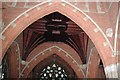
22,12,89,64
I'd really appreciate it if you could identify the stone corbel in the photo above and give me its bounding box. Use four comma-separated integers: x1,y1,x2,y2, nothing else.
21,60,29,65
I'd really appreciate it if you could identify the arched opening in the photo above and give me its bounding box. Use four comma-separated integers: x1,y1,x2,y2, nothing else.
2,11,106,78
1,2,113,67
22,42,84,78
1,2,112,79
31,54,77,79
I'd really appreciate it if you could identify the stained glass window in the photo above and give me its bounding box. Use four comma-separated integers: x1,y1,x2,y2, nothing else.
39,63,68,80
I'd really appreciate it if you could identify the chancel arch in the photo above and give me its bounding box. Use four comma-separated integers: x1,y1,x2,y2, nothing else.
1,1,119,79
1,1,114,68
21,42,85,78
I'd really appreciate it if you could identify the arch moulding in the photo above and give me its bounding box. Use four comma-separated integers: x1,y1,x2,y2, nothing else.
1,1,114,68
21,42,84,78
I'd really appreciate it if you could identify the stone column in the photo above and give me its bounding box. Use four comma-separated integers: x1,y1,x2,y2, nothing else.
8,43,19,78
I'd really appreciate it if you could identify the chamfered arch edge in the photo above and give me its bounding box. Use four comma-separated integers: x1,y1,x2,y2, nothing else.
21,42,85,78
1,1,113,68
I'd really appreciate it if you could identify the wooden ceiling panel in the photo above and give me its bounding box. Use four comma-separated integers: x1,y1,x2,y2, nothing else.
22,12,89,64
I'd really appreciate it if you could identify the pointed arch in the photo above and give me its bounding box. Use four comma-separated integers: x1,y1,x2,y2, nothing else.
1,1,114,70
20,42,84,78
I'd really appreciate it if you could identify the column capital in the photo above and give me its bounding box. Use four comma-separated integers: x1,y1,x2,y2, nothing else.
105,64,118,78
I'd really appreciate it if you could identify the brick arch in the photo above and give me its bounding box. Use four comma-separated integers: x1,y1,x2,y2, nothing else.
21,42,84,78
1,2,114,68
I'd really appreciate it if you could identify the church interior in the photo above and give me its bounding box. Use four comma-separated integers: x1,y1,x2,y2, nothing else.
0,1,120,79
